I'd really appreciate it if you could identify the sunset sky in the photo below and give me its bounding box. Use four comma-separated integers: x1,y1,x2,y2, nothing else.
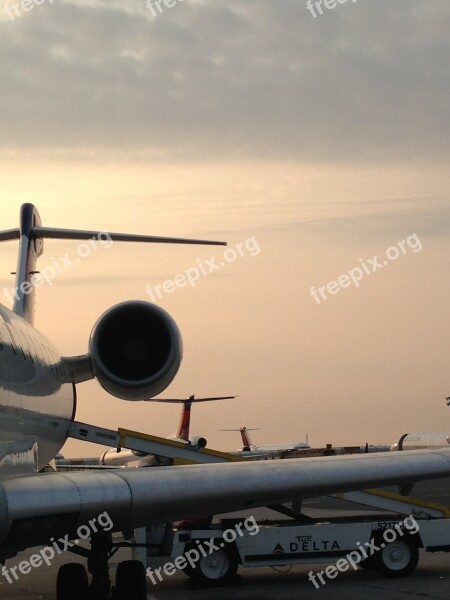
0,1,449,457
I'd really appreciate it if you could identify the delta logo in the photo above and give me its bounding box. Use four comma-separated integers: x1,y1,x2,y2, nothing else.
273,543,285,554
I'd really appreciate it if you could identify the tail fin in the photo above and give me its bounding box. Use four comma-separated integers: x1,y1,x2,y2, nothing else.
0,203,226,325
154,395,236,442
240,427,253,449
5,204,43,324
177,397,194,441
219,426,260,450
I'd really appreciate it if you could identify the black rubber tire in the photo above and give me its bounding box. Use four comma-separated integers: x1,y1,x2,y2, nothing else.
191,544,238,587
374,538,419,577
114,560,147,600
56,563,89,600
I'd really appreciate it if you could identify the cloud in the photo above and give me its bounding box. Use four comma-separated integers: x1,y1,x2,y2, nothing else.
0,0,449,163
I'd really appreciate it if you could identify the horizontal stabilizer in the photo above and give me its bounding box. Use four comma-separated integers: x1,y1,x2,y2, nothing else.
34,227,226,246
0,229,20,242
154,395,236,404
1,203,226,324
219,427,260,431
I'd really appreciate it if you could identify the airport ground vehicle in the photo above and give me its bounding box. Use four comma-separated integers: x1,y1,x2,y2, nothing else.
139,490,450,587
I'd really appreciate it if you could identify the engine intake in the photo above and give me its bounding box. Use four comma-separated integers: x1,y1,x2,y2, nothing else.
89,301,182,401
188,436,207,449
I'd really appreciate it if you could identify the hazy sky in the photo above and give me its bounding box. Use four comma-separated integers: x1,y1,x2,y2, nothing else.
0,1,449,457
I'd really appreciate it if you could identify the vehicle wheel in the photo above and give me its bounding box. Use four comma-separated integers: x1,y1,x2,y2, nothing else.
114,560,147,599
374,539,419,577
191,546,238,587
56,563,89,600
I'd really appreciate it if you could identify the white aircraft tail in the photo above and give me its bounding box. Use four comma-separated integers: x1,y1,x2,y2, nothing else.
0,203,226,325
0,203,43,324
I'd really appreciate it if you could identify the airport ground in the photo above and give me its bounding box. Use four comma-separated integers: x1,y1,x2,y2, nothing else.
2,478,450,600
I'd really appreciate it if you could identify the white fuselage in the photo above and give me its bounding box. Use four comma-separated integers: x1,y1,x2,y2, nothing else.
0,304,74,472
252,442,310,452
391,432,450,451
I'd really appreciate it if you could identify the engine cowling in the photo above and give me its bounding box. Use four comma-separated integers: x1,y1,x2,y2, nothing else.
188,436,207,448
89,301,182,401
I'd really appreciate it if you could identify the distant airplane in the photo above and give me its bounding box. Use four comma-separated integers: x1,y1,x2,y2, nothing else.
390,397,450,451
2,204,450,600
391,432,450,451
221,426,310,456
156,394,237,445
100,395,235,467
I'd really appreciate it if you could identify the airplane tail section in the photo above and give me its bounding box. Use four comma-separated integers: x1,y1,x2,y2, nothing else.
154,395,236,442
2,204,43,324
220,426,260,450
240,427,258,450
0,203,226,325
177,397,194,442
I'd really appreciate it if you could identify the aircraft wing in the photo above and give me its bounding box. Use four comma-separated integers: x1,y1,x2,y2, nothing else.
2,448,450,555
